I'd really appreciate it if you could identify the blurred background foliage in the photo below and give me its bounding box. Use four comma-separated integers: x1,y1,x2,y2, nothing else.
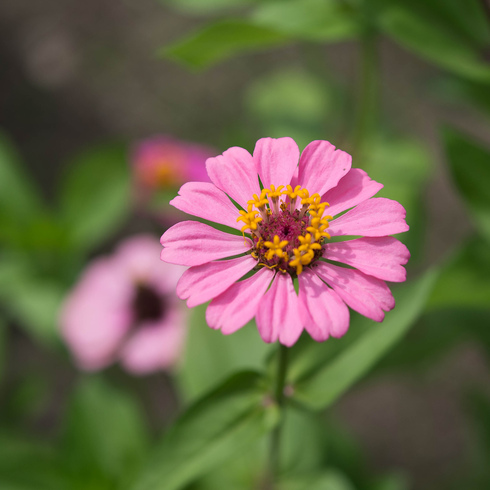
0,0,490,489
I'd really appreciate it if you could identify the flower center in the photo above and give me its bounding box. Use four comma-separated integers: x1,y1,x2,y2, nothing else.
132,283,165,322
237,185,332,276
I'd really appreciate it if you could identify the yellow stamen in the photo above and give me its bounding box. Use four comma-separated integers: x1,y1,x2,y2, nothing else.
305,194,329,213
257,262,279,270
298,233,322,253
237,204,262,234
289,248,314,276
307,219,331,241
283,184,302,200
247,189,269,210
283,184,303,211
265,185,284,200
264,235,289,260
298,188,310,202
238,183,331,275
263,185,284,215
248,189,270,222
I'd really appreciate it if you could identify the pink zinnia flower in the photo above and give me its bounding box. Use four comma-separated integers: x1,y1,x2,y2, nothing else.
61,235,187,374
132,136,213,190
160,138,410,346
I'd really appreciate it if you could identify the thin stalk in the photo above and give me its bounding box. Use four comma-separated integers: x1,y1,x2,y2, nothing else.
480,0,490,25
267,343,289,487
352,26,379,161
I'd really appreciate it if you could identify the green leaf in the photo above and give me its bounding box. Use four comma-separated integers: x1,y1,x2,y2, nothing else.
0,134,45,248
442,127,490,242
164,0,257,15
176,304,272,401
194,402,358,489
369,474,410,490
0,318,5,384
281,406,327,475
58,144,130,253
375,1,490,82
132,371,277,490
251,0,360,42
0,434,69,490
0,372,51,428
278,469,356,490
0,133,43,223
61,377,149,488
163,20,288,69
428,237,490,309
290,269,439,410
372,309,466,374
245,69,338,150
0,254,64,346
468,391,490,456
363,135,433,261
375,0,490,47
433,77,490,119
464,391,490,486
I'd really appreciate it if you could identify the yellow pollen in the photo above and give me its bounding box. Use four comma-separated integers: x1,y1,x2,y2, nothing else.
265,185,284,200
283,184,302,200
262,185,285,215
299,188,309,201
307,218,331,241
238,183,331,275
298,233,322,253
305,194,330,213
264,235,289,260
247,189,269,210
237,204,262,234
289,248,315,276
257,262,279,270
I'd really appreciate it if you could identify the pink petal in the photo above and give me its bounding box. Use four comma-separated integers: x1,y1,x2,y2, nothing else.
206,146,260,209
297,140,352,197
314,262,395,322
324,237,410,282
113,235,185,295
206,268,274,335
288,166,300,190
148,263,187,297
60,258,133,370
328,198,409,237
120,312,187,374
177,255,257,307
114,235,170,282
256,273,303,346
253,137,299,190
161,221,252,267
186,145,214,182
170,182,241,231
298,269,350,340
322,169,383,217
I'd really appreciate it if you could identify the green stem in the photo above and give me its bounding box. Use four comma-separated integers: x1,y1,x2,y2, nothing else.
352,26,379,161
480,0,490,25
268,343,289,487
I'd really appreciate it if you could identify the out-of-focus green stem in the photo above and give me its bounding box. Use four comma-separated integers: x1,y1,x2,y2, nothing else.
480,0,490,25
267,343,289,487
352,26,379,161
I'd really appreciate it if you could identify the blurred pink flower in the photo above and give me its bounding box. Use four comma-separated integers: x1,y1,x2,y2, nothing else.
160,137,410,347
131,136,213,191
61,235,187,374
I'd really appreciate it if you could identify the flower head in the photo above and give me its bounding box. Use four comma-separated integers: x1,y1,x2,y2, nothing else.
132,136,213,191
160,138,410,346
61,235,187,374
